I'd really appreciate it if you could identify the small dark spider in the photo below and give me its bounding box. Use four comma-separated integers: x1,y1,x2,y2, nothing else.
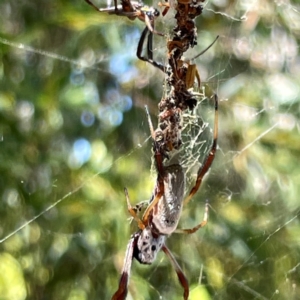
112,94,218,300
138,28,219,88
85,0,164,61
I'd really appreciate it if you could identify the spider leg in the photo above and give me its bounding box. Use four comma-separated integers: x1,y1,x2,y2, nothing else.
114,0,118,11
158,1,171,16
119,0,135,14
111,235,137,300
85,0,121,14
144,106,165,173
190,35,219,61
183,36,219,89
175,201,209,234
141,185,164,225
85,0,136,19
162,244,189,300
183,94,218,206
141,106,165,225
85,0,103,12
144,13,154,32
145,105,156,140
147,30,154,60
110,10,139,18
124,188,146,230
144,14,165,37
137,27,165,72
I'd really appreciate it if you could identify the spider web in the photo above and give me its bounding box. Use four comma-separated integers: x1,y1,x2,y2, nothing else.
0,1,300,300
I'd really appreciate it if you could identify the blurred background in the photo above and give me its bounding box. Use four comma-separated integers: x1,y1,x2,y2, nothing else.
0,0,299,299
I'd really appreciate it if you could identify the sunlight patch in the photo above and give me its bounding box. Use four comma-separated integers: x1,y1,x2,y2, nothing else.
68,138,92,169
206,257,224,289
267,74,299,104
221,202,245,225
190,284,211,300
0,253,26,300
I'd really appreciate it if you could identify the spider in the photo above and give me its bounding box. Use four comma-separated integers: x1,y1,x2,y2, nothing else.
137,27,219,90
85,0,164,61
111,94,219,300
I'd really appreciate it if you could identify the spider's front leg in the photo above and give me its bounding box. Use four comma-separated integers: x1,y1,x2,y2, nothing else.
137,26,166,72
111,235,137,300
162,244,189,300
140,107,166,225
184,94,219,206
124,188,146,230
140,145,165,224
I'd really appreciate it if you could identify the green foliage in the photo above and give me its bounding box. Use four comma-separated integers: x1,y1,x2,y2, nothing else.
0,0,299,299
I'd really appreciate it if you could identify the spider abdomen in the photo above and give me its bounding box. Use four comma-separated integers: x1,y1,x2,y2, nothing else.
152,164,185,235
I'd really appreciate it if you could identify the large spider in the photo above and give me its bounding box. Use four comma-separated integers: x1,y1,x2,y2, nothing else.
85,0,164,62
112,94,219,300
